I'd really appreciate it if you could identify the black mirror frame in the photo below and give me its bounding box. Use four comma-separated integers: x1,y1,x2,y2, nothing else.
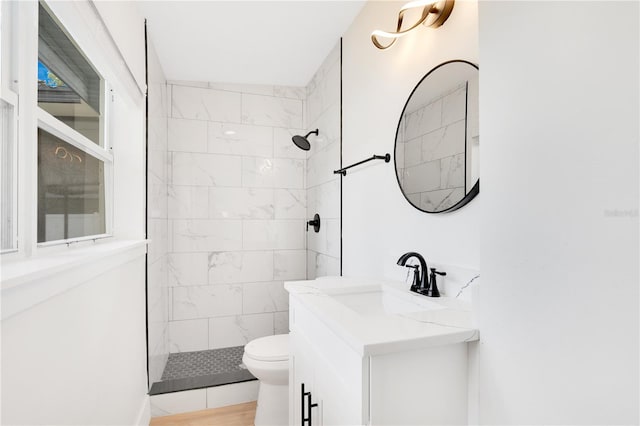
394,59,480,214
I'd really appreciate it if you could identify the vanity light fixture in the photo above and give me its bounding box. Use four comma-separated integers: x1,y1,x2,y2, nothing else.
371,0,455,50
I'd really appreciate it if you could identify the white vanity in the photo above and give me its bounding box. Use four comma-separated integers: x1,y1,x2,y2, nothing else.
285,277,478,426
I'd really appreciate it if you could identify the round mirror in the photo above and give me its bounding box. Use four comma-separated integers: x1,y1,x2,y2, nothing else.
395,60,479,213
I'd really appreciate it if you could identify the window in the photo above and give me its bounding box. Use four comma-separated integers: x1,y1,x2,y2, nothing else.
37,2,103,146
2,1,119,255
0,0,18,253
37,129,106,242
36,2,111,244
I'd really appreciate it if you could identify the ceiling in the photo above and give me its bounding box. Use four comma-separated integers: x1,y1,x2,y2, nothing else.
137,1,366,87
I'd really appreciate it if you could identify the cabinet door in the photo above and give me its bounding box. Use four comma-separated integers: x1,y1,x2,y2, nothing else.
290,330,319,426
314,353,362,426
290,298,367,425
369,343,468,425
291,331,364,425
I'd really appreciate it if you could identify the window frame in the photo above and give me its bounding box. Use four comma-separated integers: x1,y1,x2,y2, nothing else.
0,0,19,254
34,1,114,248
1,0,119,259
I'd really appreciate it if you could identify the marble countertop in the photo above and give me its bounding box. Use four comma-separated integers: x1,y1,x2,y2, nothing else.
285,277,479,356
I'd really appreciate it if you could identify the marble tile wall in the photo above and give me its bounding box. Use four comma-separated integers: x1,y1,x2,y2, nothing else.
399,83,467,212
166,81,307,352
305,42,341,278
147,42,170,386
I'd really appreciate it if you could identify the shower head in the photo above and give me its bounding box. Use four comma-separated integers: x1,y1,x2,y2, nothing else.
292,129,319,151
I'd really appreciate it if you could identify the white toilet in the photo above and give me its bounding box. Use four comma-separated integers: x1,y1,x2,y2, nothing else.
243,334,289,426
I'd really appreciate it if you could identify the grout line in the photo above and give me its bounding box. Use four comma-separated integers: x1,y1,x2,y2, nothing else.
166,114,305,133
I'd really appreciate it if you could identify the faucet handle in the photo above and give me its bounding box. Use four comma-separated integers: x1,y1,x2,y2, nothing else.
405,265,421,292
430,268,446,276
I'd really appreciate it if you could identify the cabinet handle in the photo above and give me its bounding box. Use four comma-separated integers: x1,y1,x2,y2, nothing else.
308,392,318,426
301,383,318,426
301,383,306,426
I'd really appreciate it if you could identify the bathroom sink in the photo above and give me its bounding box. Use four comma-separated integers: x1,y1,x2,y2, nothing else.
328,285,445,316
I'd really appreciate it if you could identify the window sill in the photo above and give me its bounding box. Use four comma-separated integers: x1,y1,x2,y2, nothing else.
1,239,148,319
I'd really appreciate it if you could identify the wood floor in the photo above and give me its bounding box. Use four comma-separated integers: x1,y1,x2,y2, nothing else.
150,401,257,426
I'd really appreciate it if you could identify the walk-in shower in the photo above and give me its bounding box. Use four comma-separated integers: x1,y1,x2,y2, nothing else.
145,36,343,406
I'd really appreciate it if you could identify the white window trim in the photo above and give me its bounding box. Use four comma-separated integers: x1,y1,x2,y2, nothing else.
0,88,17,106
0,0,19,254
1,239,147,319
0,95,19,254
37,109,113,164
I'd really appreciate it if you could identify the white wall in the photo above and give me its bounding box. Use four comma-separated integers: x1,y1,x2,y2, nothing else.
342,1,480,281
342,0,638,423
478,1,639,424
1,258,149,425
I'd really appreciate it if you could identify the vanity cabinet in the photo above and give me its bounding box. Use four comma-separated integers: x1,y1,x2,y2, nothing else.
289,295,470,426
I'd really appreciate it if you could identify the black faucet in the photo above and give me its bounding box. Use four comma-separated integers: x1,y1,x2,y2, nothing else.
397,252,429,294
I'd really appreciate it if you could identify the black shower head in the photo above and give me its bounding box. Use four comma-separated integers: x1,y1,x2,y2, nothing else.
292,129,319,151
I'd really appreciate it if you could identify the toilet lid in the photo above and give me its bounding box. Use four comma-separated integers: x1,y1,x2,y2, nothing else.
244,334,289,362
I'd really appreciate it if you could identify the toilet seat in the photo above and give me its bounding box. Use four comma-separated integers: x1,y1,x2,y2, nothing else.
244,334,289,362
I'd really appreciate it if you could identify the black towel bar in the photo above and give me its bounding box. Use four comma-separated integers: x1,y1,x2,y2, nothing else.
333,153,390,176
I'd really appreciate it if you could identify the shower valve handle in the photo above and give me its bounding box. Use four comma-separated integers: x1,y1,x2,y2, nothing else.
307,213,321,233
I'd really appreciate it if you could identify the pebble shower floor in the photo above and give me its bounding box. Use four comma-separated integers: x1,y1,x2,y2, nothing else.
161,346,247,380
149,346,255,395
